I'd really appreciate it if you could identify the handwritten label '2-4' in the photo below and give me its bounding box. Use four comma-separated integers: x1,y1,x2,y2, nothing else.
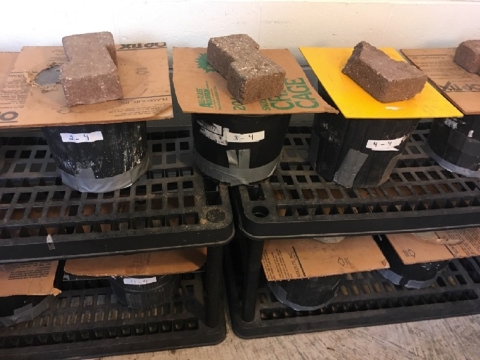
60,131,104,143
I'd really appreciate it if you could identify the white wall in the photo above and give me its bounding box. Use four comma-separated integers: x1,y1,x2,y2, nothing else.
2,0,480,65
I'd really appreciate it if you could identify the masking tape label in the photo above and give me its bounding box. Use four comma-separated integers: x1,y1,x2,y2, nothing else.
225,129,264,143
366,136,406,152
60,131,104,143
123,277,157,285
198,120,265,146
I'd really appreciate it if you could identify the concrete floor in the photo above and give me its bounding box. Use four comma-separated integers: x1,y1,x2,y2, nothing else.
98,311,480,360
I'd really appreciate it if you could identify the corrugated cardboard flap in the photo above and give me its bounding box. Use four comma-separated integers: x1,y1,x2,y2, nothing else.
402,48,480,115
65,248,207,277
0,261,60,297
262,236,389,281
0,43,173,128
173,47,337,115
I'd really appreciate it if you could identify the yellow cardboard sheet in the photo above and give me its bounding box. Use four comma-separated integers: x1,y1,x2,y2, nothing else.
386,228,480,265
0,43,173,129
262,236,389,281
173,47,337,115
402,48,480,115
300,47,462,119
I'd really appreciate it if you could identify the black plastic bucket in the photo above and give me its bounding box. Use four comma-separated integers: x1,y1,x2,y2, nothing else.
309,81,420,188
0,295,54,327
268,275,342,311
109,274,180,309
191,113,291,185
0,142,4,171
42,121,150,193
427,116,480,178
376,235,449,289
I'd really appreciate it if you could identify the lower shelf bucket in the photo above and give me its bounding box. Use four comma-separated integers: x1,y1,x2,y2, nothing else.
42,121,150,193
376,235,449,289
268,275,343,311
0,295,54,327
427,116,480,178
191,113,291,185
109,274,181,310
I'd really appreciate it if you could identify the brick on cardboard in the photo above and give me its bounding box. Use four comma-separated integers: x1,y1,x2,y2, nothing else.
207,34,285,104
342,41,427,103
60,32,123,107
454,40,480,74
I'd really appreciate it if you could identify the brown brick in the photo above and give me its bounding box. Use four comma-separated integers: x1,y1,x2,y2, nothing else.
207,34,285,104
227,51,286,104
342,41,427,103
454,40,480,74
60,32,123,107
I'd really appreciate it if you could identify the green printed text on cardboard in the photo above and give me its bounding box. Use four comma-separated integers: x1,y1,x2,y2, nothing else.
260,78,319,111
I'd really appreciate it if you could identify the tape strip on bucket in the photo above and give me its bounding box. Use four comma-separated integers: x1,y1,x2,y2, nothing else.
194,151,280,186
0,296,54,327
59,152,151,193
426,145,480,178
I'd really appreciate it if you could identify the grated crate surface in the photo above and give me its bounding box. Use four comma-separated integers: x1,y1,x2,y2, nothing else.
232,122,480,239
0,129,233,263
225,243,480,338
0,272,225,360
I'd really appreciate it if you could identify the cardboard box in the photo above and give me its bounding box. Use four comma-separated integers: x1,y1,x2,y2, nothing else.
173,47,337,115
402,48,480,115
385,228,480,265
261,236,389,281
64,248,207,277
300,47,462,119
0,261,60,297
0,42,173,128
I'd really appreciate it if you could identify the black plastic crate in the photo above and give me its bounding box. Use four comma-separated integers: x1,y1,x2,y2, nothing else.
231,122,480,239
225,242,480,338
0,272,225,359
0,129,233,263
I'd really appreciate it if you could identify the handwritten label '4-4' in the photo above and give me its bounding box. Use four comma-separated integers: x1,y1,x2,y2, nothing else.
60,131,104,143
366,136,406,152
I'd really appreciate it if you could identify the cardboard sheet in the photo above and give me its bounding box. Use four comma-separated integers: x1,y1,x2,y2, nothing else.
172,47,337,115
0,52,17,88
300,47,462,119
386,228,480,265
402,48,480,115
0,261,60,297
64,248,207,277
0,42,173,128
261,236,389,281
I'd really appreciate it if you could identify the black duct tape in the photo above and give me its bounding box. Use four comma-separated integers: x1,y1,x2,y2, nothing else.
0,295,54,327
